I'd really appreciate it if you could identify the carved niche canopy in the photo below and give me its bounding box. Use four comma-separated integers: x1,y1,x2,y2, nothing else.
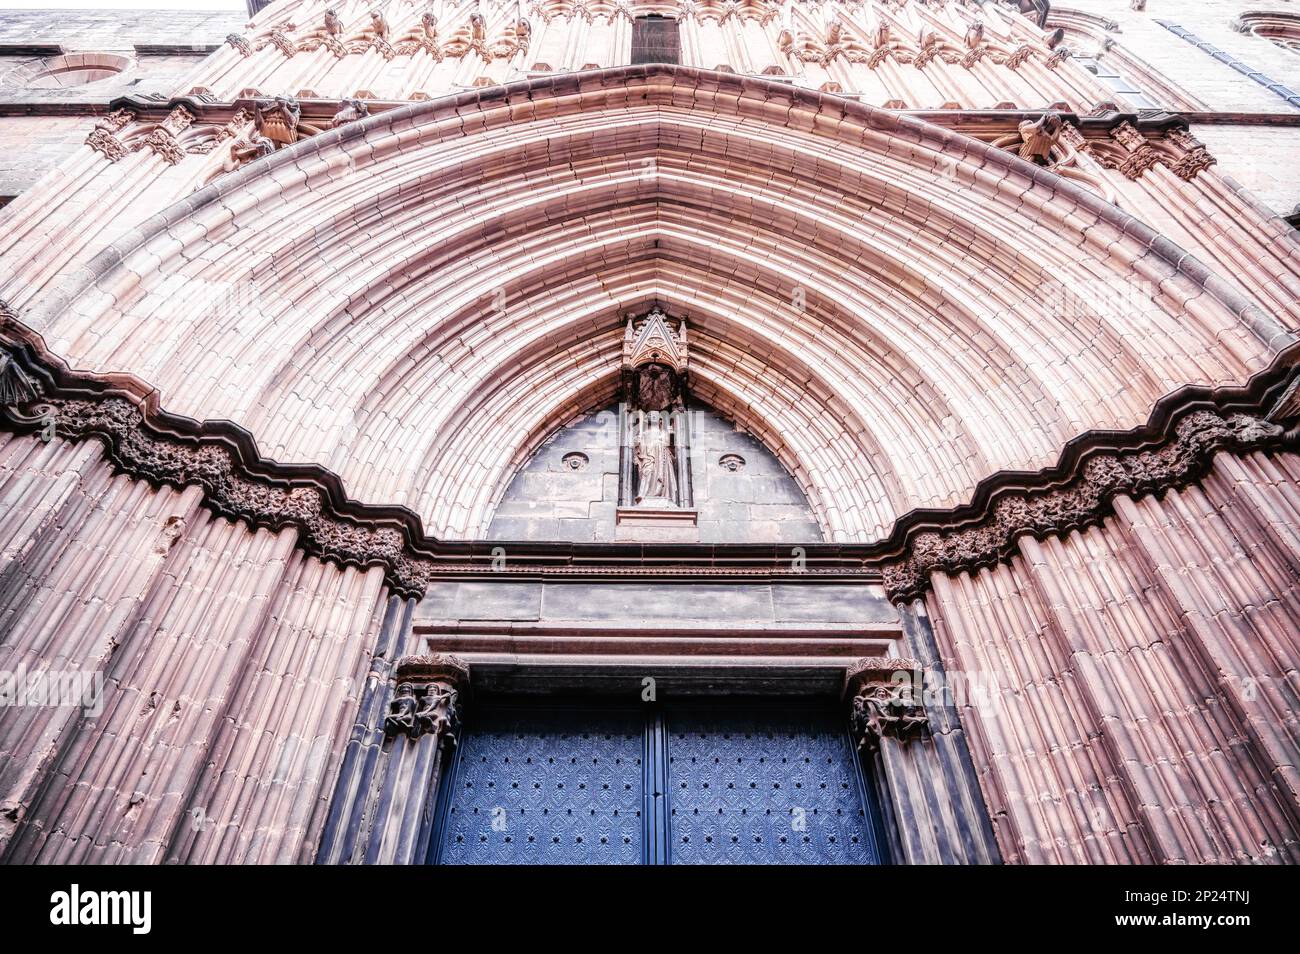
621,306,688,413
623,306,687,375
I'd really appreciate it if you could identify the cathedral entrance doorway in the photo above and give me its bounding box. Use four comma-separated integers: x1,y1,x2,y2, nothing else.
431,700,883,865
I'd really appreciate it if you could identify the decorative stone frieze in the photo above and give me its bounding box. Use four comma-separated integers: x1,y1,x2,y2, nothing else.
0,327,1295,601
881,410,1291,603
225,33,252,57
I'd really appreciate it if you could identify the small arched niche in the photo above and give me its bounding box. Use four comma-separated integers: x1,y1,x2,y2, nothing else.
487,401,823,544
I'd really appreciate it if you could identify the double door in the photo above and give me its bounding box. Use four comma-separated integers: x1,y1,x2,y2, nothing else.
432,700,882,865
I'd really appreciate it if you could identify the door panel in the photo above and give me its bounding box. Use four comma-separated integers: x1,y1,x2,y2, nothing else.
666,707,879,865
436,707,645,865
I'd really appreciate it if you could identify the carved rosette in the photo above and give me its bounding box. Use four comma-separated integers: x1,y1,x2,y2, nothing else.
845,658,929,753
882,410,1288,603
383,654,470,748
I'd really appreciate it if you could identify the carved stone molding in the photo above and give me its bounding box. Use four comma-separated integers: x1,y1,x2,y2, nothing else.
383,654,470,746
1,314,1297,601
844,657,929,753
881,409,1290,603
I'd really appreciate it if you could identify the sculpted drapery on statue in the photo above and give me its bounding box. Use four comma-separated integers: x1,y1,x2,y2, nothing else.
633,409,678,505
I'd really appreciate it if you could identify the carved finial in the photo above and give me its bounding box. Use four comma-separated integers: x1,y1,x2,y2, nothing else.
622,307,688,374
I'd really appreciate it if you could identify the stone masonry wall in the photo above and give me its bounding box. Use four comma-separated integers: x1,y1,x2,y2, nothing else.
488,403,824,544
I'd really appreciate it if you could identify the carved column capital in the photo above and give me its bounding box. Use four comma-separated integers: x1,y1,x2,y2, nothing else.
383,653,470,747
844,658,929,753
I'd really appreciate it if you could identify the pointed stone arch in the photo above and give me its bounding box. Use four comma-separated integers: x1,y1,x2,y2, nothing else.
15,65,1290,542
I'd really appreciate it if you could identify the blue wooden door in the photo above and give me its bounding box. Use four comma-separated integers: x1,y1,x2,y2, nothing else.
665,706,880,864
431,701,881,865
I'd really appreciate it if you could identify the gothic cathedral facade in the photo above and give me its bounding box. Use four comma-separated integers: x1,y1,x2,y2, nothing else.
0,0,1298,865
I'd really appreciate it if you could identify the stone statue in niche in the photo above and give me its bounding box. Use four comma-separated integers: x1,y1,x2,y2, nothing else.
634,410,678,506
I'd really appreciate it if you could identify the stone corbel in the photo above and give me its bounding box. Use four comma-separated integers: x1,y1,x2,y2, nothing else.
844,658,929,754
382,653,469,749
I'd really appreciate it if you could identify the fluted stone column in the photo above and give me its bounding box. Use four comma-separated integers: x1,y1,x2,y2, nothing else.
317,645,469,865
846,616,1002,865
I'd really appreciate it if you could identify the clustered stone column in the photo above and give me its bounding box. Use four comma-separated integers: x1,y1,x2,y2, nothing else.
319,651,469,865
844,642,1001,865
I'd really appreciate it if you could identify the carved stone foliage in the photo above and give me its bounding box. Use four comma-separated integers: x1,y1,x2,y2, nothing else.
382,654,469,746
136,106,195,165
225,33,253,57
84,108,136,162
845,658,929,753
1077,121,1218,182
881,410,1289,603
